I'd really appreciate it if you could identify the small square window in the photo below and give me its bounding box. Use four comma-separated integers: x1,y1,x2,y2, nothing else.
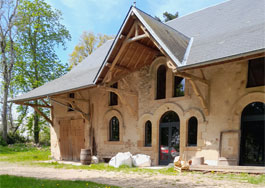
68,93,75,112
247,57,265,88
173,76,185,97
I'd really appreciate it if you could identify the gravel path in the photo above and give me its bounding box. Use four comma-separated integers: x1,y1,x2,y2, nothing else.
0,162,263,188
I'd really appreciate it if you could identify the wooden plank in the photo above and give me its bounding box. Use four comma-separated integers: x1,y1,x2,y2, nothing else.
71,119,85,161
59,120,72,161
133,41,160,55
125,34,148,43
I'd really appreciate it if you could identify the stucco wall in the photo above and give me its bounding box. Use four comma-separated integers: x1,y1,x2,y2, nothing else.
50,56,265,165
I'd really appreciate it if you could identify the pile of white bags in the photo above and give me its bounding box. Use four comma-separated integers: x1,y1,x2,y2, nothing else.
109,152,151,168
132,154,151,167
109,152,133,168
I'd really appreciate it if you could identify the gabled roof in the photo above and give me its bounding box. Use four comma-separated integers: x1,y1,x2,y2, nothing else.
11,0,265,102
94,6,191,83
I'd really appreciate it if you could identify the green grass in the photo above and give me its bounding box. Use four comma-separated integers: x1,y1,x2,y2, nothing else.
36,162,177,176
209,172,265,185
1,145,264,185
0,143,50,163
0,175,119,188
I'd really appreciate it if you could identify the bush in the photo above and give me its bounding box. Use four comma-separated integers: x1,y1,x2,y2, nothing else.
0,134,7,146
7,132,27,144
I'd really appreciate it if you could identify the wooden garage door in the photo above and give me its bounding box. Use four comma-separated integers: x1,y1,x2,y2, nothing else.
59,119,85,161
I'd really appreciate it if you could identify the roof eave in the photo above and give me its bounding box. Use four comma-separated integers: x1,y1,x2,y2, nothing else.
10,84,96,103
178,48,265,71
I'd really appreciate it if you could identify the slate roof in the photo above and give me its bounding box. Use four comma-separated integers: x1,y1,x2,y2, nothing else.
11,40,113,102
166,0,265,68
11,0,265,102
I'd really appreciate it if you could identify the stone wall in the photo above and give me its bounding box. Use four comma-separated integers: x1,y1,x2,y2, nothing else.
50,56,265,165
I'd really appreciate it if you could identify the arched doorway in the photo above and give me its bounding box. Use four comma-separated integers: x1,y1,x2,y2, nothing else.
239,102,265,166
159,111,180,165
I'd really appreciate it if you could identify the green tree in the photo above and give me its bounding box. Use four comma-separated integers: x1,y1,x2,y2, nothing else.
0,0,19,142
14,0,71,143
69,31,112,69
155,11,179,22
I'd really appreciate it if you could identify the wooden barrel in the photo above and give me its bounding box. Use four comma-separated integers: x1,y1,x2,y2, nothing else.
80,149,91,165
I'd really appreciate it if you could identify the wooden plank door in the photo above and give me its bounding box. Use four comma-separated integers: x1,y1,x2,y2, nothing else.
59,120,73,160
71,119,85,161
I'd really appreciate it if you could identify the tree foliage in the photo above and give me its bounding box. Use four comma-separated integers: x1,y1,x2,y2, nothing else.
69,31,112,69
155,11,179,22
13,0,71,143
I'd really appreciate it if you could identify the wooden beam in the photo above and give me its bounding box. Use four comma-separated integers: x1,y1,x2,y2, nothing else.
50,98,89,121
41,99,50,106
188,79,209,115
135,23,139,37
98,85,137,96
106,63,131,72
54,96,89,103
16,102,52,109
32,106,53,126
103,22,137,83
125,34,147,44
175,71,209,86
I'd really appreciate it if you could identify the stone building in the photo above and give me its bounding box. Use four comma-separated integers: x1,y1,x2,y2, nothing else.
12,0,265,166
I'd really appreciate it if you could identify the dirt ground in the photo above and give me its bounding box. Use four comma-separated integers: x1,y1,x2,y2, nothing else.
0,162,263,188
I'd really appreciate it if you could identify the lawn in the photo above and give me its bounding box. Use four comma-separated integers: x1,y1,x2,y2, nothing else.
1,144,265,185
0,143,50,163
0,175,119,188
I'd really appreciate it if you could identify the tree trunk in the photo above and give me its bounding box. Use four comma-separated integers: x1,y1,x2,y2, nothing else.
33,110,39,144
1,83,9,142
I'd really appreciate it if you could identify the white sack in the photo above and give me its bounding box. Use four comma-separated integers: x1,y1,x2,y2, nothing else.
109,152,133,168
132,154,151,167
91,156,99,164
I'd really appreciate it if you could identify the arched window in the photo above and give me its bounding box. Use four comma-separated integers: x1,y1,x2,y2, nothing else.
156,65,166,99
145,121,152,147
109,116,119,141
187,117,198,146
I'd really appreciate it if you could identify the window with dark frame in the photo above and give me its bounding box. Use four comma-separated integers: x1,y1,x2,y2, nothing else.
247,57,265,88
144,121,152,147
156,65,166,100
67,93,75,112
173,76,185,97
187,116,198,146
109,116,119,141
109,83,118,106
